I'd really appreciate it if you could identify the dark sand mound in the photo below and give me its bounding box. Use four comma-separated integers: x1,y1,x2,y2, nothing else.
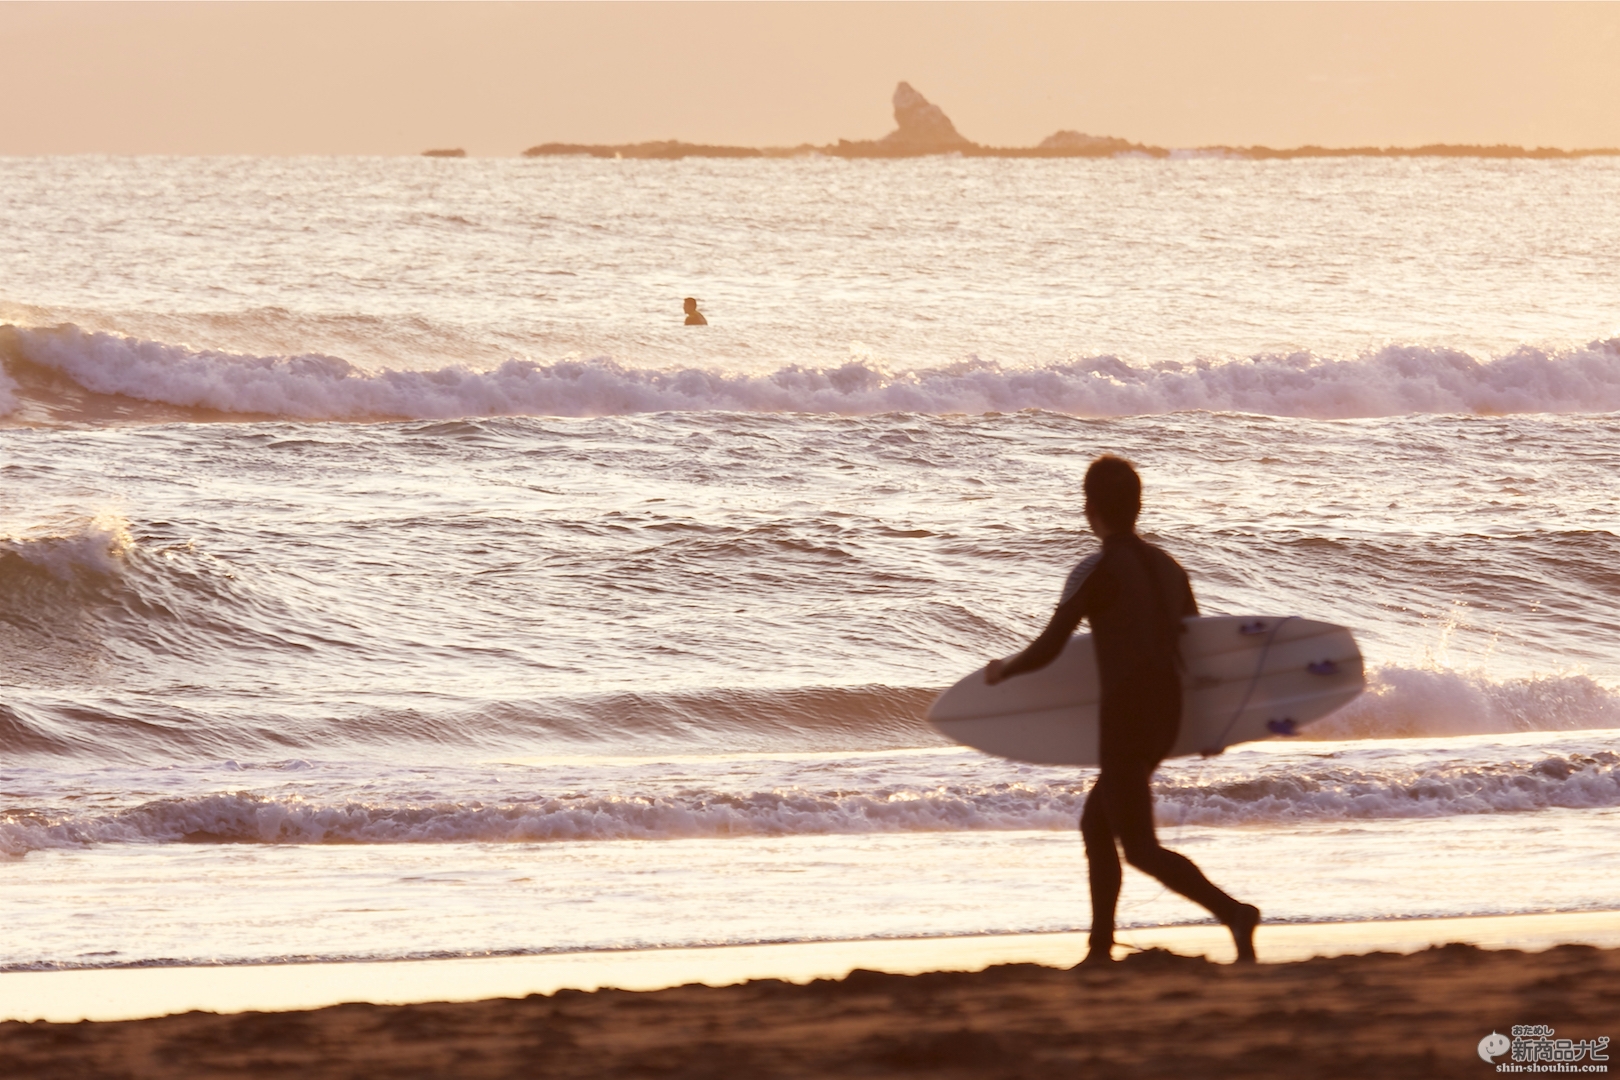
4,942,1615,1078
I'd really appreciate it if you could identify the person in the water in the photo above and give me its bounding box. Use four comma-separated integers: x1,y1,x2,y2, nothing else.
985,455,1260,965
683,297,707,326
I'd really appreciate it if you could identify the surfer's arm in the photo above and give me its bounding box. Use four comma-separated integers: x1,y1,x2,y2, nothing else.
986,592,1086,684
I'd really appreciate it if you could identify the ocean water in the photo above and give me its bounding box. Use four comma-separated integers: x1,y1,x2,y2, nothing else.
2,155,1618,971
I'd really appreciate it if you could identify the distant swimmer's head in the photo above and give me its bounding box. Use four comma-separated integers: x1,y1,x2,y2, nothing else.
1083,455,1141,535
684,297,699,314
683,297,707,325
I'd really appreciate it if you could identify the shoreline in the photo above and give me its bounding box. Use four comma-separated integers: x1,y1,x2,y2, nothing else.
4,938,1615,1079
5,909,1618,1025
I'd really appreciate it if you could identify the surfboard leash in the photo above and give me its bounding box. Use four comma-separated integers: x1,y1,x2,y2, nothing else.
1204,615,1298,756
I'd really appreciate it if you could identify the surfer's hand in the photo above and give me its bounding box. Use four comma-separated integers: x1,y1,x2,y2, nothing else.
984,658,1006,685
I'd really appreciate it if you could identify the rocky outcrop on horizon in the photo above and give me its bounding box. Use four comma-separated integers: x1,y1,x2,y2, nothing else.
827,81,975,157
520,82,1157,160
519,82,1620,161
1037,130,1143,154
880,82,972,149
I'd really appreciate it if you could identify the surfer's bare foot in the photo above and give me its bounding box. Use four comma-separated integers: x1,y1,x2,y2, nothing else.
1226,904,1260,963
1076,944,1115,967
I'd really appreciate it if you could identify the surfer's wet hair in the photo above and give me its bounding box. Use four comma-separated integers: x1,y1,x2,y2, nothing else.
1084,455,1141,532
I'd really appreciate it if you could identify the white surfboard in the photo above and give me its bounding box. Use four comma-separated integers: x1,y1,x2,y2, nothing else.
928,616,1365,766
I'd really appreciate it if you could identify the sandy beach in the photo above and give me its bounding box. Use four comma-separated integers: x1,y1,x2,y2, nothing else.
4,940,1615,1078
9,910,1620,1025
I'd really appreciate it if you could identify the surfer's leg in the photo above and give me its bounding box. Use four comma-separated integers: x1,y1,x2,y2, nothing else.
1079,782,1121,964
1106,758,1260,962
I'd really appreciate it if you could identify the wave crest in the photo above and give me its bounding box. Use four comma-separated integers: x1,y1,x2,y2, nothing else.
1,666,1616,762
0,514,132,582
5,749,1615,855
1157,751,1620,826
5,323,1620,421
1309,667,1620,739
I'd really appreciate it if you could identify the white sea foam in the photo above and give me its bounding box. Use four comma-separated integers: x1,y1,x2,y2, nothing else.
4,748,1615,855
0,787,1078,854
6,324,1620,421
0,364,17,415
0,514,132,581
1156,751,1620,827
1311,667,1620,739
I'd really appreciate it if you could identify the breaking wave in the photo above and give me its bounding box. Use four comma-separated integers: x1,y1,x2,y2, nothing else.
1159,751,1620,825
1308,667,1620,739
0,514,132,581
5,749,1616,855
5,323,1620,421
4,666,1616,763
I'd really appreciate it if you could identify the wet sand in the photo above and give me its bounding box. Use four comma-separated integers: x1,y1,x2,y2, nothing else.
8,910,1620,1025
4,941,1616,1079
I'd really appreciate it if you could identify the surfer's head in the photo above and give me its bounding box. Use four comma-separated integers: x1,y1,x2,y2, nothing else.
683,297,700,314
1084,455,1141,534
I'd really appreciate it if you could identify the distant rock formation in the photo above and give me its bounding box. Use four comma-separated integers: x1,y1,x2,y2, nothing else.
1038,131,1141,155
881,82,971,149
422,149,466,158
823,82,976,157
518,83,1620,161
520,84,977,160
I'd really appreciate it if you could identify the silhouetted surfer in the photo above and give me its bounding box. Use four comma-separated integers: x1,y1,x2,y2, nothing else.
683,297,707,326
986,456,1260,964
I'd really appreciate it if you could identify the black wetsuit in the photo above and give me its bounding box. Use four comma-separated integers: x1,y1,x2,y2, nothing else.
1000,532,1245,951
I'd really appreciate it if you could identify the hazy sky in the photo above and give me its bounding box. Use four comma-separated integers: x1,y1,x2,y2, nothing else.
2,2,1618,155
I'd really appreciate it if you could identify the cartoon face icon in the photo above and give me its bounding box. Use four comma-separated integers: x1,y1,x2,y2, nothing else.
1478,1032,1511,1062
